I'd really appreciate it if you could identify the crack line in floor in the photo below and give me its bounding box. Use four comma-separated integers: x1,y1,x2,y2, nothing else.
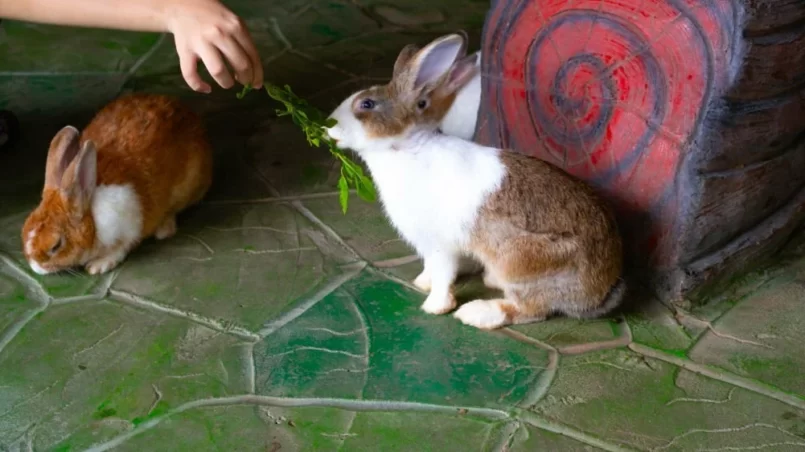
258,262,365,337
367,266,426,294
629,343,805,411
557,318,633,355
651,422,805,451
0,252,51,354
500,328,560,409
241,342,257,394
109,289,261,342
676,311,773,349
0,252,50,304
487,421,521,452
0,306,47,355
83,395,511,452
517,410,637,452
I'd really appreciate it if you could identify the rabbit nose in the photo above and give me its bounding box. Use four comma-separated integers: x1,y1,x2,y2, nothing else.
325,125,340,142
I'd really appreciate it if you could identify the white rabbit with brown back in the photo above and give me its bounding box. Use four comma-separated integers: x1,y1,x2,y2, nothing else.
326,33,624,329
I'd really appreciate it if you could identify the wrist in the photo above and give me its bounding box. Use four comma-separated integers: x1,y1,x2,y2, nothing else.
156,0,179,34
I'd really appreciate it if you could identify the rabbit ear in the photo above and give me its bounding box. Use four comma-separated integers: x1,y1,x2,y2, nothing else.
411,33,467,90
393,44,420,79
440,53,480,96
45,126,81,189
61,140,97,214
394,33,467,95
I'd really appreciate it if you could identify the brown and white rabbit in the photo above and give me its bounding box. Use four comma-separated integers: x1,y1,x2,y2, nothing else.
326,34,624,329
22,93,213,275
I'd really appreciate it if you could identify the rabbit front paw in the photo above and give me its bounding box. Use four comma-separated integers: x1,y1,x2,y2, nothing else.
85,250,126,275
155,216,177,240
413,270,432,292
421,293,457,315
454,299,510,330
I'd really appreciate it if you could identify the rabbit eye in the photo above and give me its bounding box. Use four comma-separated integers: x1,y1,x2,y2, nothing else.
417,99,429,110
359,99,376,110
49,237,63,255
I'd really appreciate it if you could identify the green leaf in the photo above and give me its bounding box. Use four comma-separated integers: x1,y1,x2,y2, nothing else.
265,85,280,97
237,84,252,99
340,161,357,177
338,175,349,214
352,164,367,177
237,82,374,213
356,175,377,202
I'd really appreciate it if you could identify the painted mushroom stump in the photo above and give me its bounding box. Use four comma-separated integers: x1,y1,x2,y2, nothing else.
476,0,805,305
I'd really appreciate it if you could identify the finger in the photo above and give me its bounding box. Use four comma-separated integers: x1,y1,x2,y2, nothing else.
233,30,264,88
197,42,235,89
215,37,253,88
178,49,211,93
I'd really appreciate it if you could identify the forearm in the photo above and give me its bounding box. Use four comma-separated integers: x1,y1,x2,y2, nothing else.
0,0,169,32
0,0,265,92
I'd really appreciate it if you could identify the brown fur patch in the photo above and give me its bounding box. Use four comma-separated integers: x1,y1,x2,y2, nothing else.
22,189,96,272
393,44,420,79
470,151,623,312
44,127,81,190
352,85,415,139
80,93,213,237
498,301,519,323
350,79,465,139
351,34,479,140
424,90,458,125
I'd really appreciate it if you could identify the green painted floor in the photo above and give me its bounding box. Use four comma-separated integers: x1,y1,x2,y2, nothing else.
3,3,805,451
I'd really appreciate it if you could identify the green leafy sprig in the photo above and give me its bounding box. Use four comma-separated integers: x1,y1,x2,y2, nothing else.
238,84,376,213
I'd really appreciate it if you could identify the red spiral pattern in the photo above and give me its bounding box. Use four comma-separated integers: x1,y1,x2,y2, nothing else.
476,0,740,265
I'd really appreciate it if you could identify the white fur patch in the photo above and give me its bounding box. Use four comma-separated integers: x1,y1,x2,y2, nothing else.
361,136,505,259
85,248,127,275
328,90,505,274
25,229,35,257
440,51,481,140
28,260,51,275
453,300,508,329
421,293,456,315
326,93,379,152
25,230,52,275
92,184,143,248
413,271,432,292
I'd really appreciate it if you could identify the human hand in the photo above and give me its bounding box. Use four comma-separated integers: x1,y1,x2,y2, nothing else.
164,0,264,93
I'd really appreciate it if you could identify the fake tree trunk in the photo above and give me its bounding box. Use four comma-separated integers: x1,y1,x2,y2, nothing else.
476,0,805,305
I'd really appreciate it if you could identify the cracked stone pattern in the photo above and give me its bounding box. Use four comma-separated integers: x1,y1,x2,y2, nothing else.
3,2,805,451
